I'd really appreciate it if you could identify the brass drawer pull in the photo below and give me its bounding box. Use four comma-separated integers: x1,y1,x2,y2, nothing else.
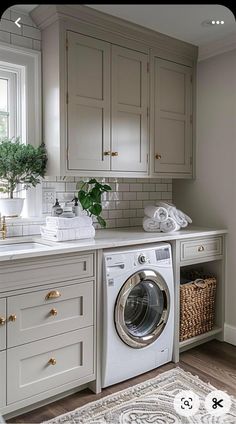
104,151,111,156
9,314,17,322
155,153,162,160
0,316,6,325
111,151,118,157
50,308,58,316
45,290,61,300
48,358,57,366
198,245,205,252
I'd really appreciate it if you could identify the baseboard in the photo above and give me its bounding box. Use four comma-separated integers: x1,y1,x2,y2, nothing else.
224,324,236,346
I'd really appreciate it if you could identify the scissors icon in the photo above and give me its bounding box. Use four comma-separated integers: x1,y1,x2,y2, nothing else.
212,398,224,409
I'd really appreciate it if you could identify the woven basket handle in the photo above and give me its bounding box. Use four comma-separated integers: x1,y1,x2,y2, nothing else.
193,278,207,288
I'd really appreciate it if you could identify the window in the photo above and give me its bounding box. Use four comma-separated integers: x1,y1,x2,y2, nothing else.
0,69,18,139
0,43,42,216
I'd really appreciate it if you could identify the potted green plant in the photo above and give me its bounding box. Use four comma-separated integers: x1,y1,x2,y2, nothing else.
76,178,111,227
0,137,47,217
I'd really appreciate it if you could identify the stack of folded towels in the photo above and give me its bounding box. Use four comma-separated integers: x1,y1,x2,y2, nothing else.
143,201,192,233
40,215,95,242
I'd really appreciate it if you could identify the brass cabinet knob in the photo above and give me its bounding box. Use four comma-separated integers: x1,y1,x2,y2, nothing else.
198,245,205,252
9,314,17,322
48,358,57,366
45,290,61,300
0,316,6,325
104,151,111,156
155,153,162,160
111,152,118,157
50,308,58,316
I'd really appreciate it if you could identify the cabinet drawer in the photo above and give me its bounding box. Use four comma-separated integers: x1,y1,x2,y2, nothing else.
7,327,94,404
0,350,6,408
0,299,6,351
7,281,94,348
180,237,223,262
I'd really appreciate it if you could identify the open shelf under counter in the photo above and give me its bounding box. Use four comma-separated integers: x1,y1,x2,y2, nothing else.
179,326,223,352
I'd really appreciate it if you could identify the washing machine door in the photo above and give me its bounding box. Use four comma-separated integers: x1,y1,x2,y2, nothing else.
115,269,170,349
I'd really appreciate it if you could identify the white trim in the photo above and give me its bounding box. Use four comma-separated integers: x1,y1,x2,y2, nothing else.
224,323,236,346
0,41,42,145
198,32,236,62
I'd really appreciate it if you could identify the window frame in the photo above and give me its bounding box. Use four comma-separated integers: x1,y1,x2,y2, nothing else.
0,42,42,217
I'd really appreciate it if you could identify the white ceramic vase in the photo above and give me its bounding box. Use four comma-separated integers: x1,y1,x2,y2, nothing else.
0,198,25,217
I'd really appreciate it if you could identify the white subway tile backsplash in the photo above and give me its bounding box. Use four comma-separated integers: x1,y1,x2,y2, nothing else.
156,183,168,191
0,29,10,42
123,192,136,201
129,183,142,191
143,183,155,192
0,18,22,35
41,177,172,230
137,192,149,200
22,25,41,40
11,33,33,48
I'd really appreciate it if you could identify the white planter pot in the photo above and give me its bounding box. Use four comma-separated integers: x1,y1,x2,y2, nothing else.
0,198,25,217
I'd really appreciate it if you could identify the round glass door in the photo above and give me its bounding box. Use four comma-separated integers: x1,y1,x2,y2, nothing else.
115,270,170,348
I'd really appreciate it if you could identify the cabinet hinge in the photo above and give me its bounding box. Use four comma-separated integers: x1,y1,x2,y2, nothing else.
190,114,193,124
147,154,149,163
66,38,68,50
67,146,69,161
66,92,69,104
147,107,149,118
147,62,150,73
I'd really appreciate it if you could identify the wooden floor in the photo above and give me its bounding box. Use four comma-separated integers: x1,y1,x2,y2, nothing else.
7,340,236,423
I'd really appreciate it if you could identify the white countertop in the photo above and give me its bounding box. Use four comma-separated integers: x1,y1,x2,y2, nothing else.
0,226,227,262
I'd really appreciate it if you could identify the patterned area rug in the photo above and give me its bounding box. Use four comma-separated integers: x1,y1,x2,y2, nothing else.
43,367,236,423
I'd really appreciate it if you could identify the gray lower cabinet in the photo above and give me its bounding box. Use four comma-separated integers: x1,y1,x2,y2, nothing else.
7,327,94,404
0,351,6,408
7,281,94,347
0,299,6,351
0,252,96,415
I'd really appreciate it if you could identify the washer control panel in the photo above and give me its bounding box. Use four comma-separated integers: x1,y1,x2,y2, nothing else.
138,253,148,264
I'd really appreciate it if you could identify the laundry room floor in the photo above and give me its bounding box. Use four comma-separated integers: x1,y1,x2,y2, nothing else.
7,340,236,423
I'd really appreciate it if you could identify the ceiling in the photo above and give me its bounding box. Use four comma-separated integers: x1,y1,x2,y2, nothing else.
10,4,236,46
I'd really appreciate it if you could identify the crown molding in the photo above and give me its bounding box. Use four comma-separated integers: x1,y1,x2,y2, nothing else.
198,32,236,61
31,4,198,63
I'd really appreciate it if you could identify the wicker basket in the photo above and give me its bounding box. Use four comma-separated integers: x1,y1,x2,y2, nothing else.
179,276,216,342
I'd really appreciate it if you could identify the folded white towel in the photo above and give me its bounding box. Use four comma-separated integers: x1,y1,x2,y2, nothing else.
45,215,92,229
143,216,161,232
157,202,192,228
144,205,168,222
40,225,95,242
160,217,181,233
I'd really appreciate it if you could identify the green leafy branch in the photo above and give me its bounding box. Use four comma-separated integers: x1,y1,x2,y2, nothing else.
76,179,111,228
0,137,47,198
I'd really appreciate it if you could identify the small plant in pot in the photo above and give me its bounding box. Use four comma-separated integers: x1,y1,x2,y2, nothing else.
0,137,47,217
76,179,112,228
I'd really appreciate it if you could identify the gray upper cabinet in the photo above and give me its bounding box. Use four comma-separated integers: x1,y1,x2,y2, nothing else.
152,57,193,177
67,32,148,174
67,32,111,172
111,46,148,173
34,5,197,177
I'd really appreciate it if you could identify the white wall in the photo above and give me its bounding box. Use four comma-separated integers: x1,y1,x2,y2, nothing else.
173,48,236,343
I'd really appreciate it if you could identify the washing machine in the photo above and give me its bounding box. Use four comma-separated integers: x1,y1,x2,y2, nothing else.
102,243,174,388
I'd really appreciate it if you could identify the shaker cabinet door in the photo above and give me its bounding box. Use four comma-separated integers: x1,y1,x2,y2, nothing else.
153,57,193,176
111,45,148,173
67,31,111,171
0,298,6,351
